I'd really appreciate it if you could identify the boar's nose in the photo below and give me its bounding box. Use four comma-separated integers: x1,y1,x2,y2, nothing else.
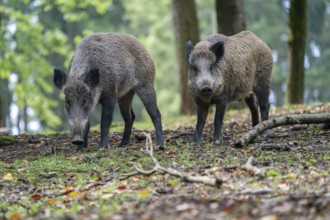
72,136,84,145
200,86,213,96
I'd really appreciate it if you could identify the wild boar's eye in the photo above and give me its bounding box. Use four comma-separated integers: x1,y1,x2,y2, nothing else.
210,63,216,71
191,65,199,76
65,98,71,107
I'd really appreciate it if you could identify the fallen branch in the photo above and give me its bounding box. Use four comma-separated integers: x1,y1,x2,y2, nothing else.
240,188,274,195
120,133,223,187
235,113,330,147
242,156,269,175
259,143,291,151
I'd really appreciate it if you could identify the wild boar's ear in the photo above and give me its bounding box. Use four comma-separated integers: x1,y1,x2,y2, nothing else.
186,40,194,64
53,68,67,90
210,41,225,63
84,68,99,89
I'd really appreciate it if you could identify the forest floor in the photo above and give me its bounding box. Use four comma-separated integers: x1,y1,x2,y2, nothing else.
0,104,330,220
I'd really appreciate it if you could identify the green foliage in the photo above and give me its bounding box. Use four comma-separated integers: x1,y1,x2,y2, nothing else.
1,0,330,133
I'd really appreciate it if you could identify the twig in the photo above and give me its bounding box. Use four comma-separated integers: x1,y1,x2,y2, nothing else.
119,133,223,187
240,188,274,195
235,113,330,147
242,156,269,175
259,143,291,151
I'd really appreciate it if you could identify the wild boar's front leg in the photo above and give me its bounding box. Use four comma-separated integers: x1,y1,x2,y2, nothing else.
135,85,164,146
213,103,226,145
193,97,209,144
99,98,116,149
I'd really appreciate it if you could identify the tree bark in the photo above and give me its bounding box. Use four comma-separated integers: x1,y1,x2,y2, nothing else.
172,0,199,115
215,0,246,35
286,0,307,104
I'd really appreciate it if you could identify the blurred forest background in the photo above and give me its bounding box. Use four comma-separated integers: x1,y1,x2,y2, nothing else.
0,0,329,134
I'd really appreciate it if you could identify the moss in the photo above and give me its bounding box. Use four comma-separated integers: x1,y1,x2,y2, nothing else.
0,135,18,146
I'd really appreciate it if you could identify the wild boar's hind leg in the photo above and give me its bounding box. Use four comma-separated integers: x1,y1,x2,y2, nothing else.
193,97,210,144
213,103,226,145
118,90,136,148
135,85,164,146
254,82,270,121
99,97,116,149
245,93,260,126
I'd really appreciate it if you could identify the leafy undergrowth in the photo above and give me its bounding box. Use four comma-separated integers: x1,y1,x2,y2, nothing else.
1,104,330,220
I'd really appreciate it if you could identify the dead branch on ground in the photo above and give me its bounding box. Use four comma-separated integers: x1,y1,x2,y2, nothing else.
242,156,270,175
120,133,271,187
120,133,223,187
235,113,330,147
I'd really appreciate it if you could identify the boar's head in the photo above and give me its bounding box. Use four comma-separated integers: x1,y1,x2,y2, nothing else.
186,40,225,101
53,68,99,147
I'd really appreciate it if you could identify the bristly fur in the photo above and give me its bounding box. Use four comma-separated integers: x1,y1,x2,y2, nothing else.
54,33,164,149
186,31,273,145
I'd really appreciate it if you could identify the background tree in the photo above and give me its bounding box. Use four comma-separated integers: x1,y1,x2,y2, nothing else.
172,0,200,115
286,0,307,104
215,0,246,35
0,4,10,128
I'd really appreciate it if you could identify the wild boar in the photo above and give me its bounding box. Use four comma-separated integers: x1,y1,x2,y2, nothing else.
186,31,273,145
53,33,164,150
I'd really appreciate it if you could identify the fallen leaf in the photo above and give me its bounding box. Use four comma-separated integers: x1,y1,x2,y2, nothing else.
166,150,177,155
48,198,55,205
286,172,297,180
117,185,127,190
62,196,73,203
62,186,74,195
31,194,42,200
69,191,79,198
3,172,13,180
140,188,149,197
9,213,22,220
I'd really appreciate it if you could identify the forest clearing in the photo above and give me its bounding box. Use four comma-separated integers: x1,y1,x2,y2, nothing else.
1,104,329,219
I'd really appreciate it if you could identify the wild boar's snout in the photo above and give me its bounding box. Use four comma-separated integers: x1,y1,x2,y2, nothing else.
200,86,213,96
197,77,214,97
69,118,87,146
72,135,84,145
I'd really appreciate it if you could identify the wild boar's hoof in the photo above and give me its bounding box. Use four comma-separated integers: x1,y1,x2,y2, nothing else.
72,136,84,145
200,87,213,96
213,139,222,146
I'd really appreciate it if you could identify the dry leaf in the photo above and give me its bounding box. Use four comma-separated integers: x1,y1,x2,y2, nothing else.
69,191,79,198
3,172,13,180
9,213,22,220
117,185,127,190
31,194,42,200
63,196,73,203
140,188,149,197
48,198,55,205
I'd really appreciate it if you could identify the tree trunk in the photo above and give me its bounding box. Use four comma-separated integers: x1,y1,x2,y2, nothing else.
215,0,246,110
0,8,10,128
215,0,246,35
0,80,10,128
286,0,307,104
172,0,199,115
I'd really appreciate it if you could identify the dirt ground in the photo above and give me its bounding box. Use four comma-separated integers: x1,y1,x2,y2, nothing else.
1,104,330,219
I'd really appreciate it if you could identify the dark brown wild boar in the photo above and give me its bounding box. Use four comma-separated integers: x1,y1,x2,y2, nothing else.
186,31,273,145
54,33,164,150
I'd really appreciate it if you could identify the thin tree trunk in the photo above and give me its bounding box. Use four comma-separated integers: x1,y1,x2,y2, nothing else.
0,7,10,128
172,0,199,115
215,0,246,35
286,0,307,104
